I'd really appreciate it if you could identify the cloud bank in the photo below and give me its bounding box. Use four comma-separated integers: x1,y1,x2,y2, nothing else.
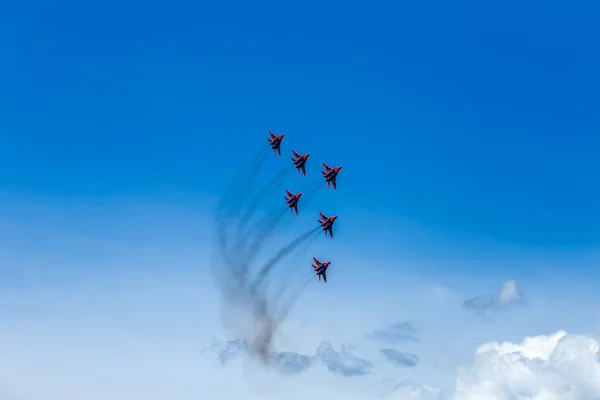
204,337,373,377
203,330,600,400
454,330,600,400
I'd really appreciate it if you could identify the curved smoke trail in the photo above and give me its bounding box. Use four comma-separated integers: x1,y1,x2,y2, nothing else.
212,147,323,366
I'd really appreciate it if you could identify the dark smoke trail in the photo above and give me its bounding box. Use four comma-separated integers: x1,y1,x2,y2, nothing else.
243,203,288,239
252,276,314,364
298,181,324,209
259,236,318,313
240,179,320,253
248,227,320,296
276,275,314,322
238,205,289,269
308,176,325,190
218,202,291,306
238,177,320,250
252,228,319,285
269,273,315,316
215,152,269,266
291,233,319,268
212,146,326,369
222,166,292,279
234,168,289,251
214,150,277,271
251,275,315,364
217,152,268,219
236,168,289,234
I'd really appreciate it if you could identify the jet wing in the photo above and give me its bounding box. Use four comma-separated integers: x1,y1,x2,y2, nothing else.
322,271,327,283
322,162,331,171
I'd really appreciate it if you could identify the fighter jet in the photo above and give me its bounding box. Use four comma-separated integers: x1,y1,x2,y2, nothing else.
268,131,284,156
284,189,303,215
321,162,342,189
318,212,337,238
291,150,310,176
312,257,331,283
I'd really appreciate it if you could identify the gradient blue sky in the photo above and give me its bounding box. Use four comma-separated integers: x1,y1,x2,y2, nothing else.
0,1,599,399
2,0,598,246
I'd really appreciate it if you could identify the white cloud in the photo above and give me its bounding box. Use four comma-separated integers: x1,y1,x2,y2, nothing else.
496,280,521,308
454,330,600,400
462,280,523,314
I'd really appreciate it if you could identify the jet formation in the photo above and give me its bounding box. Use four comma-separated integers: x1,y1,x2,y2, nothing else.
266,130,342,283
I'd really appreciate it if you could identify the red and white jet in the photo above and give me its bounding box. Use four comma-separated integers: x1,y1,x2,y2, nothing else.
318,212,338,238
268,131,284,156
312,257,331,283
321,162,342,189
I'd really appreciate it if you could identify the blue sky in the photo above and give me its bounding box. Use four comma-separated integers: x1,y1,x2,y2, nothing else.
1,1,599,399
2,0,598,249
